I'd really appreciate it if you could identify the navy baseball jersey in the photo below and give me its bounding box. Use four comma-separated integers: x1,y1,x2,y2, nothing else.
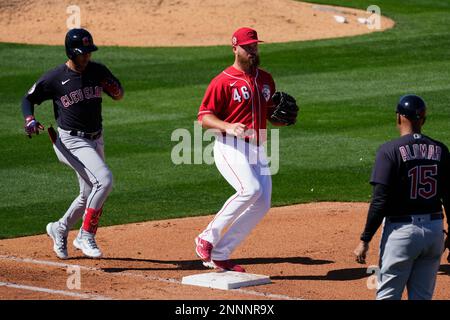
25,61,120,132
371,133,450,216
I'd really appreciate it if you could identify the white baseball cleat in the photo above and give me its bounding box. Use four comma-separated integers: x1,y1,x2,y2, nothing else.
46,222,68,260
73,229,102,258
202,261,215,268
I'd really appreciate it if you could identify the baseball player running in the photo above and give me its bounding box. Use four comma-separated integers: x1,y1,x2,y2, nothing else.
21,28,124,259
195,27,298,272
354,95,450,300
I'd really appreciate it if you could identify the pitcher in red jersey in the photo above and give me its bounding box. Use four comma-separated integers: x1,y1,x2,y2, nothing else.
195,27,296,272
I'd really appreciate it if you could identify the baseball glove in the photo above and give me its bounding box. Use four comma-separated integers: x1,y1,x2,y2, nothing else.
270,92,299,126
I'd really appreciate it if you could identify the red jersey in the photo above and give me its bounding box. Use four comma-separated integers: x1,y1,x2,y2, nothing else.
198,66,276,137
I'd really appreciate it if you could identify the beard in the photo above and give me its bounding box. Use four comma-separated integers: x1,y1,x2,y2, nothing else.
237,52,260,69
73,54,91,71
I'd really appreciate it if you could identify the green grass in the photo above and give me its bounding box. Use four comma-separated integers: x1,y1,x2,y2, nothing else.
1,0,450,238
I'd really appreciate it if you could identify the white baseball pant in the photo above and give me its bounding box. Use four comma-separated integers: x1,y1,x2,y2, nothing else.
199,134,272,261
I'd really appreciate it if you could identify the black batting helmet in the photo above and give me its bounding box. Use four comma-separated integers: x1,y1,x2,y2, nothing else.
396,94,426,120
65,28,98,60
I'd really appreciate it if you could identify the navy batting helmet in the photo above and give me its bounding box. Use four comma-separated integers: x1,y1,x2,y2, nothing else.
396,94,426,120
65,28,98,60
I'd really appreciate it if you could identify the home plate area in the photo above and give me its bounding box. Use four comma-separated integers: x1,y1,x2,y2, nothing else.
182,271,271,290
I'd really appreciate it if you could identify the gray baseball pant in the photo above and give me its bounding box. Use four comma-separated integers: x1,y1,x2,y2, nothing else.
377,214,444,300
52,128,113,231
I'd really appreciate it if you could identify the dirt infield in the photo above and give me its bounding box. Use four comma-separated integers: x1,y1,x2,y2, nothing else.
0,202,448,300
0,0,394,46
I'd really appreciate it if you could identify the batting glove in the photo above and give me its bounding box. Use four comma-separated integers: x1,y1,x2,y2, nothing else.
24,115,44,138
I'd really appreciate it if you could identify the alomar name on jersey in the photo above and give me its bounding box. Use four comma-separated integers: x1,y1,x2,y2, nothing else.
399,144,442,162
60,86,103,108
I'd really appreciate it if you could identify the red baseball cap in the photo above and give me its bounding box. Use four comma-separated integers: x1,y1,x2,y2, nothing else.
231,27,263,47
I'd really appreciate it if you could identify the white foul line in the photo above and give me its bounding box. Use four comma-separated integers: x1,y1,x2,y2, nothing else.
0,255,301,300
0,281,111,300
0,255,179,284
235,288,303,300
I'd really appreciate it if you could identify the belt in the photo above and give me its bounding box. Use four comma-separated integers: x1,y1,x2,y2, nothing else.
69,129,102,140
386,212,443,223
243,137,258,145
220,133,260,146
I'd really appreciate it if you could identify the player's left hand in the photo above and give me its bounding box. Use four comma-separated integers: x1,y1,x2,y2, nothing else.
24,115,44,138
101,77,123,100
354,241,369,264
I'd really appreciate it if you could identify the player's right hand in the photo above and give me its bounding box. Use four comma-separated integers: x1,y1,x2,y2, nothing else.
24,115,44,138
225,123,247,137
354,241,369,264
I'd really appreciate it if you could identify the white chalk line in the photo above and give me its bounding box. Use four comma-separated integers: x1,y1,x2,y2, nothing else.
0,255,302,300
0,281,111,300
235,288,303,300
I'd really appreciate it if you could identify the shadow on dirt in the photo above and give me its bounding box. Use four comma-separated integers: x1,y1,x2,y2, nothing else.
272,264,450,281
271,267,369,281
92,256,334,273
438,264,450,276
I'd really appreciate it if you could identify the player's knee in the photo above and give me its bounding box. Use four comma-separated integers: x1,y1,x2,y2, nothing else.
241,182,262,201
79,191,90,203
255,192,271,213
98,170,113,193
261,196,271,213
77,185,92,204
